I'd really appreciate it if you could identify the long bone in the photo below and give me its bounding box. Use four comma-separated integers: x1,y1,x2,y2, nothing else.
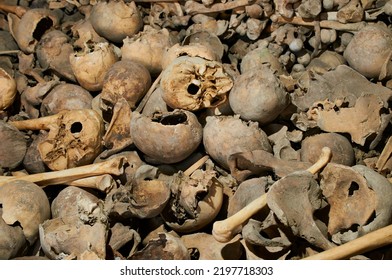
0,156,127,187
212,147,332,243
303,224,392,260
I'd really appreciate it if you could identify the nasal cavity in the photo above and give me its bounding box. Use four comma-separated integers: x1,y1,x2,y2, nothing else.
71,122,83,134
187,83,200,95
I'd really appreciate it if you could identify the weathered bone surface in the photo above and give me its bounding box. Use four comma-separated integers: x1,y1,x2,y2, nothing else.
0,156,127,187
292,65,392,112
0,120,27,169
0,180,50,245
131,110,202,164
10,109,105,170
213,147,331,243
129,232,190,260
308,94,391,147
242,214,292,253
181,233,243,260
160,56,233,111
324,164,392,244
320,163,376,244
203,115,272,171
102,98,133,158
105,165,170,219
161,168,224,233
108,223,141,259
267,171,335,250
228,149,311,182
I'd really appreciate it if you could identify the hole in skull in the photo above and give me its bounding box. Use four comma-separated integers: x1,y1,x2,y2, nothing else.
0,203,2,209
12,220,22,229
348,182,360,196
159,113,187,126
33,17,54,41
187,83,200,95
71,122,83,134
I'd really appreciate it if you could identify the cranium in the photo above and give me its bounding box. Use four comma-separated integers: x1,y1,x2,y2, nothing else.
10,109,104,170
160,56,233,111
321,163,392,244
39,186,108,260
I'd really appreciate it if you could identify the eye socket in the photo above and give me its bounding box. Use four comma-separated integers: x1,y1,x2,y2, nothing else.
71,122,83,134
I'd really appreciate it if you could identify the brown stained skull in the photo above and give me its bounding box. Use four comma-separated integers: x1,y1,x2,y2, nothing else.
320,163,377,243
267,171,335,250
39,110,104,171
10,109,104,171
160,56,233,111
321,163,392,244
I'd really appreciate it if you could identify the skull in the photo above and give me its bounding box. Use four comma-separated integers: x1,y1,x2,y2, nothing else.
39,110,104,170
160,56,233,111
10,109,105,170
321,163,392,244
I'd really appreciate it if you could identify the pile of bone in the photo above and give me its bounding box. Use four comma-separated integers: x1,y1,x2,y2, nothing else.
1,0,392,260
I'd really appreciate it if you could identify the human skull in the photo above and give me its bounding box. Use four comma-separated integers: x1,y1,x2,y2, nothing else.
160,56,233,111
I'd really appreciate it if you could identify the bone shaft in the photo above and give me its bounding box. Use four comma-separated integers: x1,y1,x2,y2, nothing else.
186,0,254,15
303,224,392,260
306,147,332,175
9,114,59,131
0,157,125,187
222,193,267,230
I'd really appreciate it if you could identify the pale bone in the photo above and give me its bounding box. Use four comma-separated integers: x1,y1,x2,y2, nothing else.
303,224,392,260
67,175,117,194
271,15,367,31
184,0,255,16
0,156,127,187
212,147,332,243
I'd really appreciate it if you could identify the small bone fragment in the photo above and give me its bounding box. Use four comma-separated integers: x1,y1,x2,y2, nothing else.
303,224,392,260
185,0,255,15
0,156,127,187
212,147,331,243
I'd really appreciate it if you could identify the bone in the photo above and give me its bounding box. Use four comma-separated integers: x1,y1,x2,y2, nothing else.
228,149,312,182
135,73,162,113
0,156,127,187
67,175,117,193
271,15,367,31
185,0,255,16
303,224,392,260
376,135,392,172
9,114,59,131
212,147,332,243
0,3,27,18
